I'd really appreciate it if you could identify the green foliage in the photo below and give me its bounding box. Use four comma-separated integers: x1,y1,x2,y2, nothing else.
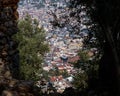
72,50,99,93
72,50,89,91
62,70,69,78
74,50,90,69
14,14,49,81
73,70,88,91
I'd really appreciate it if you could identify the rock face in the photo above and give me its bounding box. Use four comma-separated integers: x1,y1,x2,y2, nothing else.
0,1,56,96
0,1,50,96
0,0,19,80
0,0,40,95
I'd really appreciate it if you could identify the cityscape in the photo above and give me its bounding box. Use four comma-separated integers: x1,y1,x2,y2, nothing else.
17,0,94,93
0,0,119,96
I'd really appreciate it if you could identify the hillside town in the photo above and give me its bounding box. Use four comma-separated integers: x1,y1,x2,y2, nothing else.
0,0,118,96
17,0,93,93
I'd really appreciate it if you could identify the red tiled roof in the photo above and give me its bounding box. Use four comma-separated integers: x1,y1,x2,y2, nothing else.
50,76,57,82
50,75,63,82
55,59,63,63
68,56,80,63
58,75,63,80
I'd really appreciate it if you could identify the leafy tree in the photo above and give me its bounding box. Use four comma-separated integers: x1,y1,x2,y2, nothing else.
74,50,89,69
72,50,99,94
73,69,88,92
14,14,49,81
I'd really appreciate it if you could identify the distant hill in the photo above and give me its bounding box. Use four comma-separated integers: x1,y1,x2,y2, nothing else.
18,0,45,8
18,0,65,9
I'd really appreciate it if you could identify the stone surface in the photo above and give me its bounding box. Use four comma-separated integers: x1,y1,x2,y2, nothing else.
0,1,76,96
0,0,21,95
0,1,45,96
0,0,20,80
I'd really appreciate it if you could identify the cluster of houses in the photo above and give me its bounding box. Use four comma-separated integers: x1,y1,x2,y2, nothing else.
18,0,97,93
42,28,84,92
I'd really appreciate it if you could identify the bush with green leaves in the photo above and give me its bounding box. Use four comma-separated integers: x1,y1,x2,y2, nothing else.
14,15,49,81
72,50,99,94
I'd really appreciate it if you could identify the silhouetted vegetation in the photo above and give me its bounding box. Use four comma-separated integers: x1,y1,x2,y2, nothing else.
49,0,120,95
